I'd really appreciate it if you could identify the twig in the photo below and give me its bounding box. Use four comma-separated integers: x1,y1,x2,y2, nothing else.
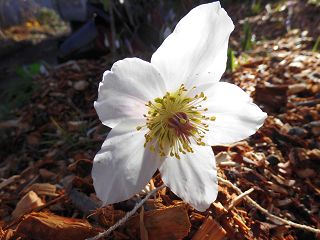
218,176,320,234
227,187,254,210
0,175,20,190
86,184,165,240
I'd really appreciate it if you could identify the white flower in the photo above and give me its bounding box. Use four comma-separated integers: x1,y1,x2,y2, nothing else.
92,2,267,211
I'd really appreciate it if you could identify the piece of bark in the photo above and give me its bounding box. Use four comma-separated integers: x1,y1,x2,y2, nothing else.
254,84,288,112
126,204,191,240
140,206,149,240
96,206,126,227
12,191,44,219
144,199,166,211
21,183,58,197
15,212,100,240
212,202,228,217
39,168,57,180
0,175,19,190
192,216,227,240
68,188,100,215
295,168,316,178
0,229,16,240
288,83,307,95
67,159,92,178
262,126,306,147
0,119,21,129
308,149,320,160
232,212,251,236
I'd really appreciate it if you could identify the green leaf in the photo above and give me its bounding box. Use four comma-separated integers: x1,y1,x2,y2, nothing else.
241,21,254,51
312,36,320,52
101,0,110,12
251,0,262,15
227,48,238,72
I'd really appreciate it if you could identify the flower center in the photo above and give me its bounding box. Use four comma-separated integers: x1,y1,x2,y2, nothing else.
137,84,216,159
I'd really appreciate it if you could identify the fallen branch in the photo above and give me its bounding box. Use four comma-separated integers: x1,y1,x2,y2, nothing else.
218,176,320,234
86,184,165,240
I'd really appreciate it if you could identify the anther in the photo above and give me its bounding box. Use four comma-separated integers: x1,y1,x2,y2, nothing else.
140,85,212,159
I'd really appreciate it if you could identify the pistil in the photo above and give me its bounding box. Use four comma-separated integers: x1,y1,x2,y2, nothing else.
137,84,215,159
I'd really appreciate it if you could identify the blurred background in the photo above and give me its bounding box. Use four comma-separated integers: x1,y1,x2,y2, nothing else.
0,0,319,118
0,1,320,239
0,0,319,119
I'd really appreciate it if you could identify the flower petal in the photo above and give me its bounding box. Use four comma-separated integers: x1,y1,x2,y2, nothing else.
92,119,162,205
159,145,217,212
202,82,267,145
151,2,234,92
95,58,166,128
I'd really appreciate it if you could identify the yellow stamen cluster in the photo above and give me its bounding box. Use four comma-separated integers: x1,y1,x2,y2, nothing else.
137,84,216,159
